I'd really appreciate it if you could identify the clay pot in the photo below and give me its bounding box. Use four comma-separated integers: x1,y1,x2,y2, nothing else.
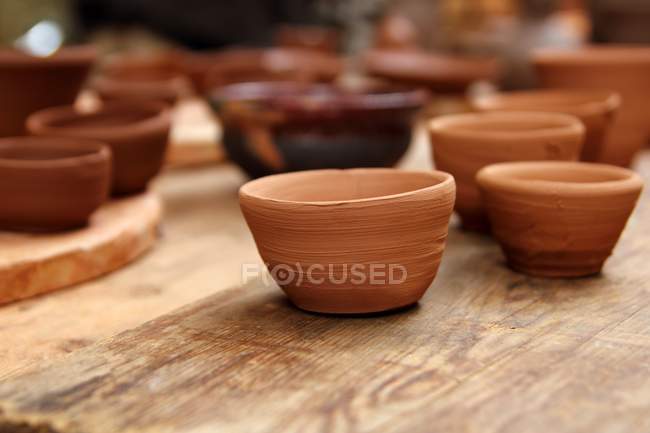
374,14,420,51
93,70,193,104
533,45,650,167
0,45,96,137
0,137,110,231
182,48,343,93
27,101,171,195
210,81,428,178
472,89,620,162
274,25,340,53
429,112,585,231
477,161,643,277
362,49,500,93
239,168,456,314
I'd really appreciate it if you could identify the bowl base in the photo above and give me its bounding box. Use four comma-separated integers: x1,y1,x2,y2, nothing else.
504,250,605,278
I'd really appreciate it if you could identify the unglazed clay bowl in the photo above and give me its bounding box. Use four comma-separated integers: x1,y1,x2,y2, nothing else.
193,48,343,93
274,25,340,53
477,161,643,277
239,168,456,314
27,101,171,195
533,45,650,166
0,45,96,137
429,112,584,231
211,82,428,178
0,137,110,231
472,89,620,162
362,49,500,93
93,69,193,104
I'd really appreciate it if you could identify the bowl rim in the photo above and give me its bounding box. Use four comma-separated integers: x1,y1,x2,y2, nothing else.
240,168,455,206
26,100,171,139
429,111,585,140
0,44,96,66
471,89,621,118
0,137,110,169
532,44,650,65
476,161,643,197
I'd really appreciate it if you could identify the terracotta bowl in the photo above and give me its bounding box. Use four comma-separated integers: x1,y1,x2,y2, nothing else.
274,24,340,53
27,101,171,195
0,137,110,231
239,168,456,314
533,45,650,167
362,49,500,93
429,111,585,231
92,69,193,104
472,89,620,162
182,48,343,93
0,45,96,137
477,161,643,277
210,81,428,178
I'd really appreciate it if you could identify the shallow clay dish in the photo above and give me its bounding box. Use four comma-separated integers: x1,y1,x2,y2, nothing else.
472,89,620,162
362,49,500,93
0,45,95,137
239,168,456,314
211,81,428,178
477,161,643,277
0,137,110,231
27,101,171,195
533,45,650,166
429,111,584,231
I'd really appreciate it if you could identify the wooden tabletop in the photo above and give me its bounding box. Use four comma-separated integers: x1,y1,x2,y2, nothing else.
0,133,649,432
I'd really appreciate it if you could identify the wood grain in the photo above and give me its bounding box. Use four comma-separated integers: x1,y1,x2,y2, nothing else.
0,153,648,433
0,192,161,305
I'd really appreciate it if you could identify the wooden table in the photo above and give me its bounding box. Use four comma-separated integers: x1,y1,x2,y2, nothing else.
0,134,649,433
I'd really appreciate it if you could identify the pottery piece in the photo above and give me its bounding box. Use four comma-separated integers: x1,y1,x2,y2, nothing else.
0,45,95,137
0,137,110,231
211,81,428,178
362,49,500,93
92,70,193,104
533,45,650,167
27,101,171,195
274,25,340,53
472,89,620,162
239,168,456,314
476,161,643,277
182,48,343,93
374,14,420,51
429,111,585,231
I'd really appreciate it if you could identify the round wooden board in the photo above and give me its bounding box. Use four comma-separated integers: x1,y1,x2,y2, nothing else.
0,192,162,305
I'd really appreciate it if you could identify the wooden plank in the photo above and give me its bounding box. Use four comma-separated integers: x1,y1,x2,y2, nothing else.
0,153,648,433
0,192,161,305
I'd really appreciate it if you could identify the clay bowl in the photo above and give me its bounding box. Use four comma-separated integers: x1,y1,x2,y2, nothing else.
533,45,650,166
183,48,343,93
239,168,456,314
472,89,620,162
210,81,428,178
429,111,585,231
0,137,110,232
477,161,643,277
27,101,171,195
274,24,340,53
0,45,96,137
92,69,193,104
362,49,500,93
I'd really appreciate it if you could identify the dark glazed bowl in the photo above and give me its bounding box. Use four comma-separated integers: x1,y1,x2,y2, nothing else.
210,82,428,178
0,137,110,232
0,45,96,137
27,101,171,195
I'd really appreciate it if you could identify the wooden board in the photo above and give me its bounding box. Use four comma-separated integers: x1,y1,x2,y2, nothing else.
0,193,161,305
0,154,648,433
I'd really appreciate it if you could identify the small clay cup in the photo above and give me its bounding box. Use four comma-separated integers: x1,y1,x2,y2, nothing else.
533,45,650,166
472,89,620,162
362,49,500,93
0,137,110,231
27,101,171,195
429,112,585,231
239,168,456,314
211,81,428,178
477,161,643,277
0,45,96,137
